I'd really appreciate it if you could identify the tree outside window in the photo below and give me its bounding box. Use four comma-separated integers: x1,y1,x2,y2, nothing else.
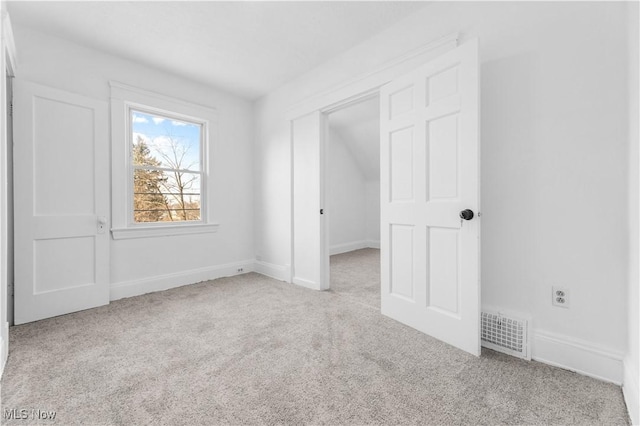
130,110,203,223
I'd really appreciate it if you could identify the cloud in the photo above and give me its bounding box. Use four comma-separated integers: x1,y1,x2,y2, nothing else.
132,132,151,143
132,114,148,124
149,135,174,152
132,132,199,171
171,120,188,126
152,117,165,125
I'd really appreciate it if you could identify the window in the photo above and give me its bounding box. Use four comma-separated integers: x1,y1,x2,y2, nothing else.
110,82,219,239
130,109,204,223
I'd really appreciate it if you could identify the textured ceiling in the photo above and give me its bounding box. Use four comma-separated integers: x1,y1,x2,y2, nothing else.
7,1,428,99
329,96,380,180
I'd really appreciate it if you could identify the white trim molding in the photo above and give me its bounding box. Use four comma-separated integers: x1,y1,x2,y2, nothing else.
330,240,380,256
624,355,639,425
367,240,381,249
287,32,459,300
532,329,624,385
0,7,15,378
2,10,17,76
292,277,322,291
285,32,459,121
111,223,219,240
254,260,290,282
110,259,254,301
111,259,294,302
0,321,7,378
109,81,219,239
110,82,218,116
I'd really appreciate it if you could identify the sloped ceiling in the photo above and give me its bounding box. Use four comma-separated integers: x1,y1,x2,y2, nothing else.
7,1,429,100
329,96,379,181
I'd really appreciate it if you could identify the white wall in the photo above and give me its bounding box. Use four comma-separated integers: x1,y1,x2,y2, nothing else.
327,129,367,253
327,96,380,255
254,2,630,383
365,180,380,245
13,27,255,298
625,2,639,423
327,129,380,254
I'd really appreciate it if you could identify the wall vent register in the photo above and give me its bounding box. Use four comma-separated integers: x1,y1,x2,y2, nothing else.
481,310,530,360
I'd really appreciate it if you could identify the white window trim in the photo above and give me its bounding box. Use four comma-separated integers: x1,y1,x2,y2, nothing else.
110,81,219,239
127,104,207,227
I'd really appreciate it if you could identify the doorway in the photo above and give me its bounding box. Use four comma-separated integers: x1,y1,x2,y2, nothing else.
325,95,381,308
289,38,481,356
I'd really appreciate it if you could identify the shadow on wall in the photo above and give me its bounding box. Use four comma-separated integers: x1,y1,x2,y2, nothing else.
480,53,538,311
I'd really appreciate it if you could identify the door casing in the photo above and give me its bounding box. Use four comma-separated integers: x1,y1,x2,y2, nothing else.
288,33,459,291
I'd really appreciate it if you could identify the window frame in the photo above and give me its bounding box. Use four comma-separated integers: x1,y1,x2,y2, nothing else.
110,82,219,239
127,104,207,227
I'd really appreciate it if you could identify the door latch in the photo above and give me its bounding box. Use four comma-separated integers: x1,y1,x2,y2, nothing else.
97,216,107,234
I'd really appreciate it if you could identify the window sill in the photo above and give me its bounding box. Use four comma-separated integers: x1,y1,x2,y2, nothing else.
111,223,220,240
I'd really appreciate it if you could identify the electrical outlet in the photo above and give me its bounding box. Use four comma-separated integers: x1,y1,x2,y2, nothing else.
552,286,570,308
237,267,244,273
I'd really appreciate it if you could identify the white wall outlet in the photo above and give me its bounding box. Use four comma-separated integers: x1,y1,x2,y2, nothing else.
552,286,570,308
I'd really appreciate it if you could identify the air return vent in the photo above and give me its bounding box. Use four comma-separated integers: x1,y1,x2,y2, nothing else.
481,310,530,360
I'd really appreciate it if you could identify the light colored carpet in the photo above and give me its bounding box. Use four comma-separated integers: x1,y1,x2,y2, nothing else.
1,271,630,425
330,248,380,309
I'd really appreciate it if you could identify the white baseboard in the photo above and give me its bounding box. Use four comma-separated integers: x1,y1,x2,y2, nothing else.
532,329,624,385
624,355,639,425
0,320,8,379
330,240,380,255
108,262,628,393
0,336,5,379
367,240,380,249
109,259,255,301
254,260,290,282
292,276,323,291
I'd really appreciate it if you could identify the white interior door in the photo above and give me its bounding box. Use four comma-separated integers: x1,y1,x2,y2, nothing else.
380,40,480,355
291,111,329,290
14,80,110,325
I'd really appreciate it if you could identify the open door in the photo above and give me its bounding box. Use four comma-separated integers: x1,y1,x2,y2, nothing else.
380,40,480,355
13,81,110,324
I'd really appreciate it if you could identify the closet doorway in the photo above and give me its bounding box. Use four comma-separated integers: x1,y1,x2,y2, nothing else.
325,95,380,308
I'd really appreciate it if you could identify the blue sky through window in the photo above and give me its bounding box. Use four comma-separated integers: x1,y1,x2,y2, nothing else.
131,110,201,171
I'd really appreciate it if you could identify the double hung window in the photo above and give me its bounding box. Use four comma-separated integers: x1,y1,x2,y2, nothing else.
130,109,204,223
110,82,218,239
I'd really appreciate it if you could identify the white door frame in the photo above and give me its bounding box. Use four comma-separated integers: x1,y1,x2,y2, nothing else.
320,92,380,289
0,8,17,375
288,33,459,291
290,111,329,290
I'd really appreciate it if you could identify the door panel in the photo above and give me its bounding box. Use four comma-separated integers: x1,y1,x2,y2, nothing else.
34,236,95,293
380,40,480,355
14,80,109,324
33,98,96,215
429,114,459,199
428,227,459,315
390,224,414,300
390,127,414,201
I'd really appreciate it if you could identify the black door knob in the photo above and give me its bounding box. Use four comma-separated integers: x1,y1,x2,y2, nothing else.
459,209,474,221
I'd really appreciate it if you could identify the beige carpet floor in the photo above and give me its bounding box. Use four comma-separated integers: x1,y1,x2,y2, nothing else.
330,248,380,309
0,257,630,425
